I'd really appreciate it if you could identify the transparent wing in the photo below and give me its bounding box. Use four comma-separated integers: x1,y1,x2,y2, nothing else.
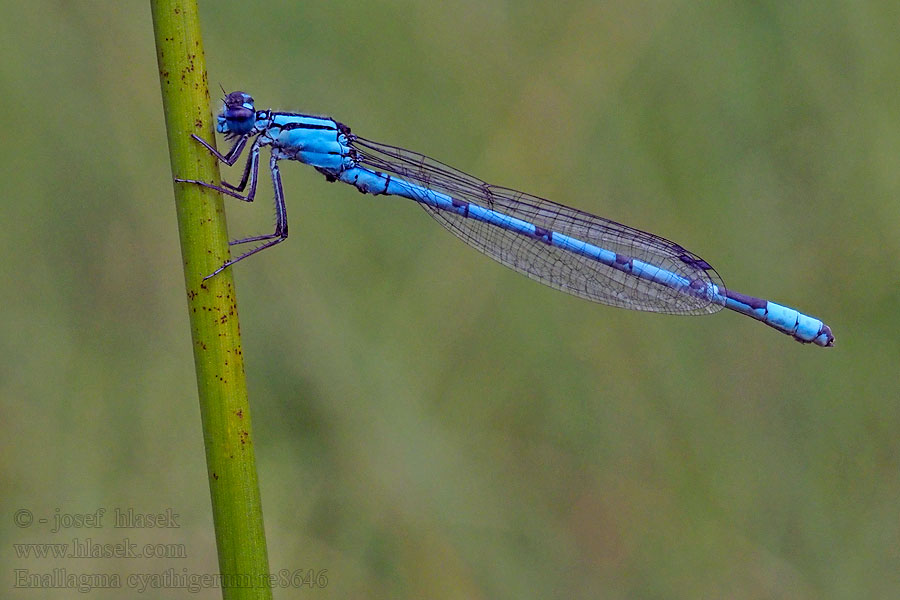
350,137,725,315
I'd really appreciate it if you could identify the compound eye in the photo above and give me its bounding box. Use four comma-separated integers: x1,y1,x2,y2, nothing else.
224,106,254,121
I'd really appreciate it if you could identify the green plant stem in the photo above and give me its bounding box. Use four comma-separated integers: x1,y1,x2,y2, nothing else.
151,2,272,598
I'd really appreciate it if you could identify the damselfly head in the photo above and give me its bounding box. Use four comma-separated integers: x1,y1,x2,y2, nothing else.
216,91,256,136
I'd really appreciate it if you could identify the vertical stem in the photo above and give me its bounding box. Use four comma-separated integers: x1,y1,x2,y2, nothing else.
150,2,272,598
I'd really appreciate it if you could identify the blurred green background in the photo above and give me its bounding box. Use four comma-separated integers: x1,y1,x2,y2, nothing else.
2,1,898,598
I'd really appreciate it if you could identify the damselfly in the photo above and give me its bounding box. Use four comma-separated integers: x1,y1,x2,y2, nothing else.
176,92,834,347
